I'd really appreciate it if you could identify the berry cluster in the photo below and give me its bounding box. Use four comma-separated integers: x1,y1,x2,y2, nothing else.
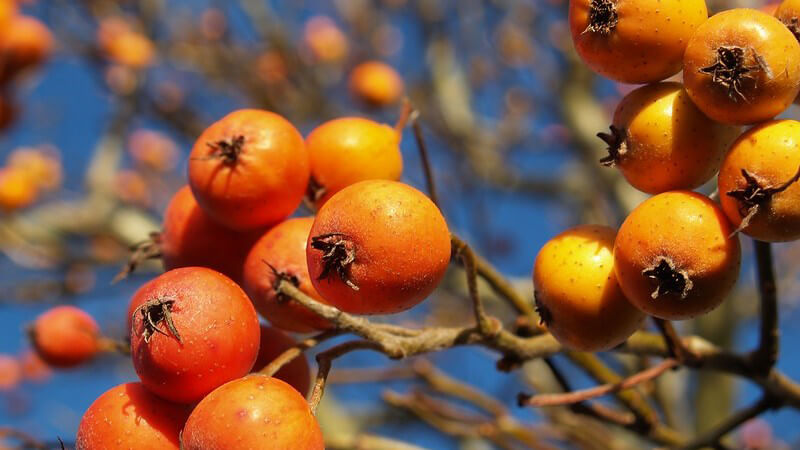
535,0,800,353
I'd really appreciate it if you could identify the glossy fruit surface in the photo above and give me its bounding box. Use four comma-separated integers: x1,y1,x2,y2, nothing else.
181,376,325,450
30,306,100,368
534,225,644,351
129,267,260,404
683,8,800,125
718,120,800,242
243,217,331,332
569,0,707,83
251,326,311,396
75,383,190,450
305,117,402,206
349,61,404,106
307,180,450,315
614,191,741,320
188,109,309,231
161,186,264,284
602,82,740,194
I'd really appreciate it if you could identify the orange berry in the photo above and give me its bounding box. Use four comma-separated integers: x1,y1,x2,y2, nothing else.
303,16,348,63
188,109,309,231
718,120,800,242
0,167,38,212
569,0,708,83
533,225,644,351
349,61,404,106
243,217,332,332
76,383,191,450
601,82,740,194
307,180,451,315
30,306,100,368
181,376,324,450
161,186,264,284
97,18,155,68
0,15,53,83
614,191,741,320
7,146,62,193
683,8,800,125
306,117,402,206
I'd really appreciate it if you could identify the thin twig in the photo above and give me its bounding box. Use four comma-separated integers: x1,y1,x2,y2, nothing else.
258,330,341,377
750,240,779,375
520,359,679,407
653,318,698,365
451,233,538,323
450,236,498,335
413,359,507,417
411,112,441,207
309,340,383,414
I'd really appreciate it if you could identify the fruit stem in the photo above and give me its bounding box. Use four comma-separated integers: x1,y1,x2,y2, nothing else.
262,260,301,303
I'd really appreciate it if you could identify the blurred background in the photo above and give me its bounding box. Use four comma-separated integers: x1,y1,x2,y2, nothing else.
0,0,798,449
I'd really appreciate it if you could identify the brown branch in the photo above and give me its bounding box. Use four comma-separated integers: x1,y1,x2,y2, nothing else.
258,330,341,377
750,240,779,375
653,318,699,365
542,358,637,427
520,359,679,407
450,236,498,335
278,279,800,411
413,359,507,417
562,351,683,445
451,233,538,322
97,336,131,355
309,340,384,414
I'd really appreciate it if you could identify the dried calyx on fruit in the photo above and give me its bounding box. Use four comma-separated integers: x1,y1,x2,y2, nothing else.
726,165,800,235
642,257,694,300
310,233,359,291
131,298,181,343
201,135,245,165
699,46,766,102
583,0,618,35
533,291,552,326
597,125,627,166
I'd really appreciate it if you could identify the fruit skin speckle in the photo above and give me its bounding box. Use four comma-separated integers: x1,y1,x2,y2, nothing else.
533,224,644,352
